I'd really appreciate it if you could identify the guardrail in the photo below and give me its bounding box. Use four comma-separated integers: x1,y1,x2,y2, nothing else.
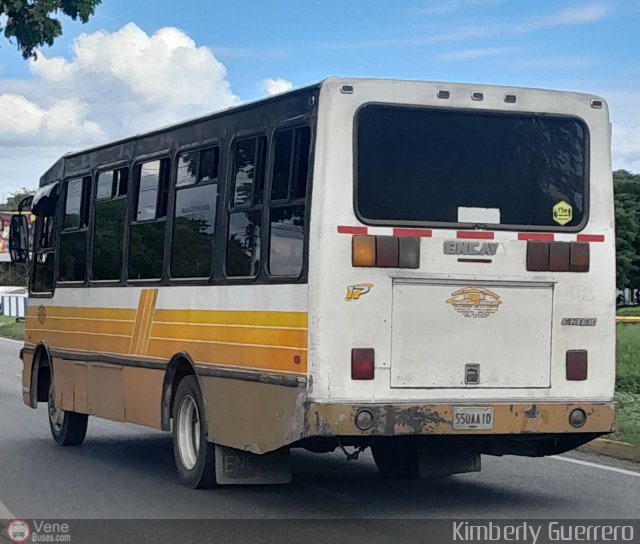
616,316,640,323
1,293,27,319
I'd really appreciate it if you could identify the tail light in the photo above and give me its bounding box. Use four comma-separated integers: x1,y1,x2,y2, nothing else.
526,241,589,272
351,348,375,380
566,350,588,380
352,235,420,269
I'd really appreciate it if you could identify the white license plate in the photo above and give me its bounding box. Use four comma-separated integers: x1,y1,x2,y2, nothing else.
453,407,494,430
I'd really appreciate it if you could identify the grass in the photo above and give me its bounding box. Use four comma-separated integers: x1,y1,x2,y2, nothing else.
0,315,24,341
616,305,640,316
0,311,638,444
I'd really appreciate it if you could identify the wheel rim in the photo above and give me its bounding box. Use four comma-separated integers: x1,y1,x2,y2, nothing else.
177,395,201,471
48,382,64,433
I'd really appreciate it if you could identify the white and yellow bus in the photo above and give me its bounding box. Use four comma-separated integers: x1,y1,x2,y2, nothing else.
10,78,617,488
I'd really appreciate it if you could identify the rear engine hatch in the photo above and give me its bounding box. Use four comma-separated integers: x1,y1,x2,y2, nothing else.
391,280,553,388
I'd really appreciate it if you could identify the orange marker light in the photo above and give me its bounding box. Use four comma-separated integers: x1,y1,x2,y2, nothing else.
352,235,376,267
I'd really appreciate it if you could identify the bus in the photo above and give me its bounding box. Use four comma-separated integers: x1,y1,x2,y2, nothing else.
9,78,617,488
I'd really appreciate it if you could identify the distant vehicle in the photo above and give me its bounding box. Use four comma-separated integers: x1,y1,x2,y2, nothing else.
10,78,616,487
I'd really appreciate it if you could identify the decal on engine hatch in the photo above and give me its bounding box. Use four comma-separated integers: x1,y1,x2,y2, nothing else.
445,287,502,318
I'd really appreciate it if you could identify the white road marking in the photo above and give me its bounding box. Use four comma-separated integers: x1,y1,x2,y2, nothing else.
0,497,15,520
555,455,640,477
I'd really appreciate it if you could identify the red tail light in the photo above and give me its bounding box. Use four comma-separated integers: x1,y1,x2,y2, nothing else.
566,350,588,380
376,236,399,267
351,348,375,380
527,241,589,273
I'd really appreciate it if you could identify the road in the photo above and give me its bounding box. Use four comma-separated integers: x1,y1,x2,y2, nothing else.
1,336,639,522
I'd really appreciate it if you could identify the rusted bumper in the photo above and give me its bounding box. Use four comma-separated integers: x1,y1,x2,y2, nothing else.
305,401,617,436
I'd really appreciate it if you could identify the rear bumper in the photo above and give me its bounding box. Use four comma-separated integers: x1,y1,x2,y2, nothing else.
305,401,617,437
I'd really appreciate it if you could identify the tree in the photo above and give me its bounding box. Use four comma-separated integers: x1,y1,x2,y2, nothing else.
0,0,101,60
0,187,36,211
614,170,640,289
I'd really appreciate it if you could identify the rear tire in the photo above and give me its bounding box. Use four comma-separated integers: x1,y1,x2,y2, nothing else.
371,439,420,478
172,375,217,489
48,381,88,446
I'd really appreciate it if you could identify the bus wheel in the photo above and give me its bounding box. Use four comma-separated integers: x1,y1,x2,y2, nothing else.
48,382,88,446
371,439,419,478
172,376,216,489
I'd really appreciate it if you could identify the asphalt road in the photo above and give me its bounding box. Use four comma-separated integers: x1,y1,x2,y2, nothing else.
1,336,639,523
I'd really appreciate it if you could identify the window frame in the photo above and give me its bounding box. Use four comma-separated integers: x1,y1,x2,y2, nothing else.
126,155,172,283
30,183,60,297
223,133,268,281
57,174,92,285
90,165,130,284
265,124,312,280
169,144,221,282
352,102,591,233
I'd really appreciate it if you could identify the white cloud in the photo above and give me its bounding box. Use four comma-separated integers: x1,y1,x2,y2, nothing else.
438,46,523,61
262,78,293,96
417,0,501,16
514,3,608,33
612,124,640,173
0,22,243,192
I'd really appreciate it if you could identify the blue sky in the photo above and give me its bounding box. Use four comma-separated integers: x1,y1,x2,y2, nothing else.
1,0,639,198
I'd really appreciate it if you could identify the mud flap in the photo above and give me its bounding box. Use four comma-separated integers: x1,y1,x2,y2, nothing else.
418,446,481,478
214,445,292,485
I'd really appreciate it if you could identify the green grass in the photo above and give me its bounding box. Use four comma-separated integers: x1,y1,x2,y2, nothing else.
617,306,640,316
0,315,24,341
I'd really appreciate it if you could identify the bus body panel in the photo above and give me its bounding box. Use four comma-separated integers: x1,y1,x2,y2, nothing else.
308,78,616,406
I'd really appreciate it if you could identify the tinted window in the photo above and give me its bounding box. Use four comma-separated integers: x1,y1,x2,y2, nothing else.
128,222,165,280
357,105,587,228
128,160,170,280
58,231,87,282
136,161,162,221
93,169,128,281
171,181,217,278
64,178,84,229
97,171,115,200
59,176,90,282
267,126,310,277
232,137,266,208
226,210,261,277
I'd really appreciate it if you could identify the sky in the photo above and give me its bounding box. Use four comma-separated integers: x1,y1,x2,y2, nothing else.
0,0,639,200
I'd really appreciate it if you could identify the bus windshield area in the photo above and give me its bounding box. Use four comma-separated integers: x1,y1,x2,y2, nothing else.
356,104,587,229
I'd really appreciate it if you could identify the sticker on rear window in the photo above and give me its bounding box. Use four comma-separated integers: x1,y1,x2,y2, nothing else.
553,200,573,226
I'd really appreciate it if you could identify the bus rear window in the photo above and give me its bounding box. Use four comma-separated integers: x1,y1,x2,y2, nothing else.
356,105,587,229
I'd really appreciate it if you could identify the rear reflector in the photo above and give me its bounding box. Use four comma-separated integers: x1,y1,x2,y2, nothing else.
527,241,589,273
351,348,375,380
549,242,570,272
352,235,376,267
376,236,399,267
398,237,420,268
570,242,590,272
526,242,550,271
566,350,588,381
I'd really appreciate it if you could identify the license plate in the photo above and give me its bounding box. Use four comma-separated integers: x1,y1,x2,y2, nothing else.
453,407,494,430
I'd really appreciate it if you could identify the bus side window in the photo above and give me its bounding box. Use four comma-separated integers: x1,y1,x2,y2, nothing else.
226,136,266,278
92,168,129,281
128,158,171,280
32,215,57,293
58,176,91,283
267,126,310,277
171,147,219,279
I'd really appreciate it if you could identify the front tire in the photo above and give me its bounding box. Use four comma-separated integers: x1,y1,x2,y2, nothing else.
172,375,216,489
48,382,88,446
